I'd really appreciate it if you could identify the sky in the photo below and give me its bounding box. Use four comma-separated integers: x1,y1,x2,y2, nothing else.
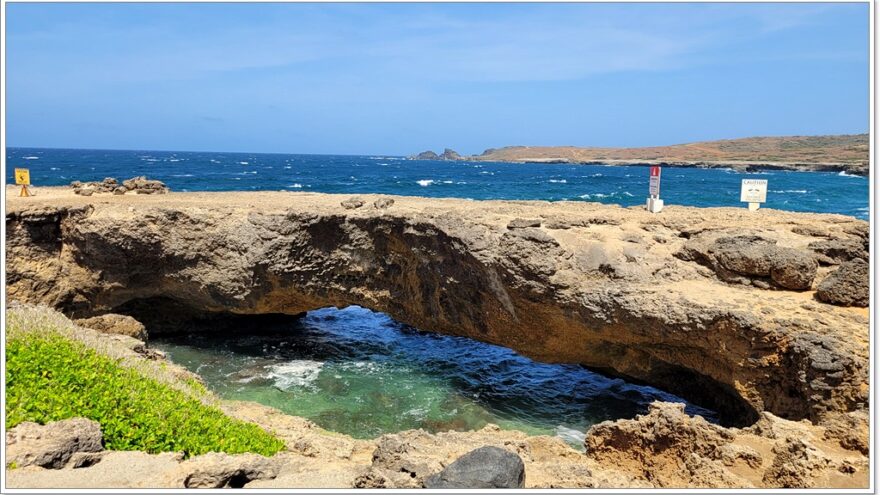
5,3,870,155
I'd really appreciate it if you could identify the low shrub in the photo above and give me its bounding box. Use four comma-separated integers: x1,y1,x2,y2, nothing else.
6,330,284,457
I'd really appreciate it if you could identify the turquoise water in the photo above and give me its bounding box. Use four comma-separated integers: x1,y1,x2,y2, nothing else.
6,147,869,219
153,306,717,447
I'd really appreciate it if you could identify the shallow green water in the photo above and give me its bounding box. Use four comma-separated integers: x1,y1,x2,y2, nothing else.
153,306,716,447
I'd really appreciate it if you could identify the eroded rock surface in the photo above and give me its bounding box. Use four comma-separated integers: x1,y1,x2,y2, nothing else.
5,188,869,428
74,313,148,340
816,259,869,307
6,418,103,469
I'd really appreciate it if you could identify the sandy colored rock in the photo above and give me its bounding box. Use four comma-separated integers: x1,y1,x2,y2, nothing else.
173,452,281,488
4,188,868,428
75,313,147,340
6,418,103,469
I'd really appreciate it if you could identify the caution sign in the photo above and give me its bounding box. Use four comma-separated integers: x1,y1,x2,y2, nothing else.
14,168,30,185
648,166,661,197
740,179,768,203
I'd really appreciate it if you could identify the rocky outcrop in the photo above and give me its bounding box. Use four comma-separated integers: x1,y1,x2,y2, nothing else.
6,418,103,469
411,150,439,160
815,260,869,307
424,446,525,488
676,234,818,290
74,313,148,341
71,177,168,196
409,149,463,161
583,402,868,488
4,189,869,429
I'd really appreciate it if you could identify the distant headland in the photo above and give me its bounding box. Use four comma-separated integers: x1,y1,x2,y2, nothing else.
409,133,869,176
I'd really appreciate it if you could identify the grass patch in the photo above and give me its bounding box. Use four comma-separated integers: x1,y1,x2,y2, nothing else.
6,330,284,458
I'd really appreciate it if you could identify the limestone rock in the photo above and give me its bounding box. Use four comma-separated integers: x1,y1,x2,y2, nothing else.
6,418,103,469
373,198,394,209
341,197,365,210
74,187,94,197
176,452,280,488
122,176,168,194
113,187,127,195
424,446,525,489
816,259,868,307
74,313,147,341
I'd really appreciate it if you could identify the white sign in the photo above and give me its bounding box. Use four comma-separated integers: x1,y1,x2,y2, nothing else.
740,179,768,203
648,166,661,197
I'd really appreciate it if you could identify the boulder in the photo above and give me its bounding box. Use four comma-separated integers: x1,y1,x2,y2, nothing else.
74,187,95,197
113,187,127,195
123,176,169,194
768,247,819,290
74,313,148,341
373,198,395,209
808,239,867,265
341,197,365,210
177,452,280,488
685,235,817,290
424,446,525,489
815,259,868,307
6,418,103,469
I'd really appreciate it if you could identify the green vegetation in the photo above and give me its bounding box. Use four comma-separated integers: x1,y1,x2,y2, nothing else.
6,330,284,458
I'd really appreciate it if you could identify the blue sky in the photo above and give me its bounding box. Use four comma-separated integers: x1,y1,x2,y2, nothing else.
5,3,869,155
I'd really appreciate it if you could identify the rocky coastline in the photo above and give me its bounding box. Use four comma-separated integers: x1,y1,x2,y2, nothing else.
4,187,870,488
408,134,869,176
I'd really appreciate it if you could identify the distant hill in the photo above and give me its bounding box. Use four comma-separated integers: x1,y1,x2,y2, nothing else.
411,134,869,175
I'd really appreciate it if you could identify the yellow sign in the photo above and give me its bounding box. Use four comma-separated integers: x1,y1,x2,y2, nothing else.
15,168,30,185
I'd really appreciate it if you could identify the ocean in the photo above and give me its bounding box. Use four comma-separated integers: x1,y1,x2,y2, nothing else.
6,147,870,219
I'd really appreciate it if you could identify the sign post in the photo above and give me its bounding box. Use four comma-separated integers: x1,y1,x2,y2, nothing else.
646,166,663,213
14,168,31,197
740,179,767,211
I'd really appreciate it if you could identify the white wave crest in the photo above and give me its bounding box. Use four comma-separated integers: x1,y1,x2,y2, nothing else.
554,425,586,446
838,171,862,178
548,179,567,183
266,360,324,390
287,183,303,188
417,179,434,187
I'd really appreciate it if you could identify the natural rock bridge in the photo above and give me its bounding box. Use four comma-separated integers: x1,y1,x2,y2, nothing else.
5,188,869,427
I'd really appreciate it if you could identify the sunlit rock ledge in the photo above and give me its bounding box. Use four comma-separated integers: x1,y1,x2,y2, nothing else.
5,186,869,430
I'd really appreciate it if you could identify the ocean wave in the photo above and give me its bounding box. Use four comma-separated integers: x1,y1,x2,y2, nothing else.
143,158,160,162
172,174,194,177
50,167,60,171
838,171,862,178
554,425,586,447
239,161,249,165
168,159,181,162
578,191,633,200
441,180,453,184
210,159,221,163
548,179,567,183
266,360,324,391
770,189,807,194
417,179,434,187
284,166,292,169
287,183,304,188
22,156,39,160
377,163,389,166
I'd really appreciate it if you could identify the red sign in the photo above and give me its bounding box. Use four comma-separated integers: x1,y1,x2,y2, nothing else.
649,166,661,196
